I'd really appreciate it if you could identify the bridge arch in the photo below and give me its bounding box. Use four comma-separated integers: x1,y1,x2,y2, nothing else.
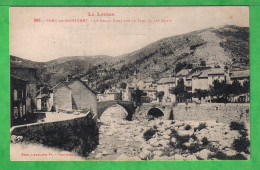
147,107,164,118
97,101,136,121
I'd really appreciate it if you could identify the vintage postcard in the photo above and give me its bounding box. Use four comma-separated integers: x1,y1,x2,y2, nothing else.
10,6,250,161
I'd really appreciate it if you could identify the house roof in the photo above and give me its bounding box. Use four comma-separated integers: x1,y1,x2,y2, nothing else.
208,68,224,75
230,70,250,79
157,77,176,84
199,69,211,78
176,69,191,77
144,77,154,83
52,82,72,90
143,86,157,92
191,72,202,78
11,74,28,82
105,88,121,94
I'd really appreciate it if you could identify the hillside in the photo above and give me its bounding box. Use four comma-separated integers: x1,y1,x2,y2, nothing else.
84,25,249,92
10,25,249,91
10,55,114,86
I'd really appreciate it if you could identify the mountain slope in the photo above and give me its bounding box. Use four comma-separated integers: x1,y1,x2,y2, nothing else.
10,25,249,91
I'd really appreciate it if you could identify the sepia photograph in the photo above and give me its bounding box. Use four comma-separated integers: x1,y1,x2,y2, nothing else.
9,6,250,161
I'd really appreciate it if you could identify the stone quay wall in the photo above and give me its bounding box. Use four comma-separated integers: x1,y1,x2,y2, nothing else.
135,103,250,124
173,103,250,124
11,112,99,157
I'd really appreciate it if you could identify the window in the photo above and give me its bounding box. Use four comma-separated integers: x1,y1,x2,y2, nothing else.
23,105,26,116
14,107,18,119
14,90,17,101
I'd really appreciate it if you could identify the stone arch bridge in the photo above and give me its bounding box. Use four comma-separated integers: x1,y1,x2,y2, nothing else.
97,101,137,120
97,101,174,120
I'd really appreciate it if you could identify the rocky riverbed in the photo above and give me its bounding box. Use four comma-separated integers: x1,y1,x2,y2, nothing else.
86,105,250,160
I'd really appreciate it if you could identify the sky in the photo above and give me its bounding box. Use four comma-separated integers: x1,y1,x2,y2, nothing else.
10,7,249,62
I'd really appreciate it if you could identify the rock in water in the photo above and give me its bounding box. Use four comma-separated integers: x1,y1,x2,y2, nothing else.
95,153,103,159
139,150,153,160
195,149,211,160
186,154,197,160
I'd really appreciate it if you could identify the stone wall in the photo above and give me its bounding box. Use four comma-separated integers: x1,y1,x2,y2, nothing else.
134,103,250,124
173,103,250,124
11,112,99,157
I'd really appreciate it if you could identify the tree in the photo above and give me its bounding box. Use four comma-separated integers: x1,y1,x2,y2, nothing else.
231,80,243,95
170,79,187,102
209,80,225,99
193,89,209,102
175,62,186,73
97,83,110,94
156,91,165,103
120,82,127,89
187,63,193,69
200,60,206,67
131,88,145,106
242,80,250,93
224,65,229,72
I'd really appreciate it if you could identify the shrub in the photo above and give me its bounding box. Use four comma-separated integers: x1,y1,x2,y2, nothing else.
185,125,192,130
194,123,207,132
176,135,190,149
209,151,228,160
239,130,248,138
197,123,207,131
201,137,209,146
233,136,250,153
170,129,178,138
208,151,247,160
143,128,158,141
187,143,203,153
230,121,246,131
191,133,197,141
229,154,247,160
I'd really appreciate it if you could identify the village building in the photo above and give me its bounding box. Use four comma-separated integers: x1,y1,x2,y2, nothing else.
36,86,53,111
143,86,157,102
157,77,176,103
144,77,156,88
10,67,38,126
124,83,135,101
208,68,226,86
185,75,192,93
230,70,250,85
97,88,121,101
52,82,72,111
52,77,97,115
176,69,191,86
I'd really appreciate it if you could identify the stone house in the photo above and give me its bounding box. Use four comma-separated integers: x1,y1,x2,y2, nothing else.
10,66,38,126
52,82,72,111
53,77,97,115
